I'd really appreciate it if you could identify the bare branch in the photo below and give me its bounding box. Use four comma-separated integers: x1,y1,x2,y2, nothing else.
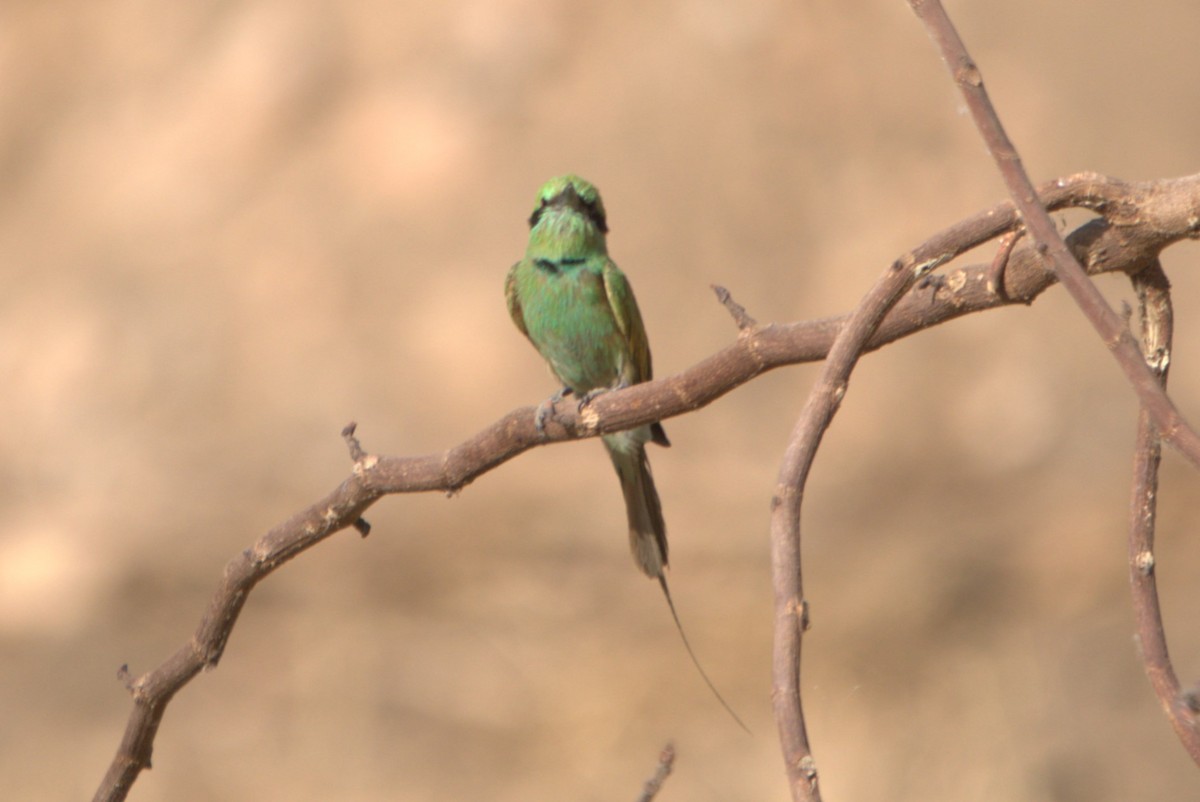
760,171,1199,802
634,742,676,802
905,0,1200,771
1128,264,1200,762
907,0,1200,469
91,172,1200,802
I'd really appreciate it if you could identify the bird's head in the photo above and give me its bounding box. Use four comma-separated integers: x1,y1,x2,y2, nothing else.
528,175,608,234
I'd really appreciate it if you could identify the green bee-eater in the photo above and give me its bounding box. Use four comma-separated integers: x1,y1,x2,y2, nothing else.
505,174,669,579
505,175,745,730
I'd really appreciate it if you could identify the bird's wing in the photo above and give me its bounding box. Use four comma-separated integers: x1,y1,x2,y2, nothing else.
601,259,652,383
504,261,530,339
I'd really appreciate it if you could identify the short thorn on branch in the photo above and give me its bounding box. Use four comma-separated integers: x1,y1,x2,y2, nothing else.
711,284,758,330
340,422,372,536
341,421,366,462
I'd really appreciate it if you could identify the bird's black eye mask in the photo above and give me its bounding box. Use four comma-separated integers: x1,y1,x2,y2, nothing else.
590,205,609,233
528,196,609,233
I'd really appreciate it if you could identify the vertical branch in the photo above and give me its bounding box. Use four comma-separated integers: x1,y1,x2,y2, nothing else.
1128,264,1200,763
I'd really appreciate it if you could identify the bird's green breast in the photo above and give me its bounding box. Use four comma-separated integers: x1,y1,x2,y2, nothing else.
513,257,628,394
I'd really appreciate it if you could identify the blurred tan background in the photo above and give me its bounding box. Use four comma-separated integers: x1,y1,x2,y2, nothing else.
4,1,1200,800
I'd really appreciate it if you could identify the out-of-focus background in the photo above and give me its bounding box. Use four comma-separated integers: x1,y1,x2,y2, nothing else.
4,1,1200,800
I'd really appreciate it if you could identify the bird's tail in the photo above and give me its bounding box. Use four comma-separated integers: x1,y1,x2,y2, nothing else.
604,431,667,577
657,572,751,734
604,430,749,733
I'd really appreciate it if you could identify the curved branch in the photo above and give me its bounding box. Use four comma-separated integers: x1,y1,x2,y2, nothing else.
92,172,1200,802
764,164,989,801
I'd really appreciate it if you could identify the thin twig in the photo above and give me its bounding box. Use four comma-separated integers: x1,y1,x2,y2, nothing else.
907,0,1200,470
634,742,676,802
712,284,758,330
1128,263,1200,763
341,421,366,461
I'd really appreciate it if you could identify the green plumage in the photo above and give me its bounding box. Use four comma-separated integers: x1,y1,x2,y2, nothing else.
505,175,669,577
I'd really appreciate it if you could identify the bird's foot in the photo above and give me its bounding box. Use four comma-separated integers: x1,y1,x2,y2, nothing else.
534,387,572,436
577,380,628,411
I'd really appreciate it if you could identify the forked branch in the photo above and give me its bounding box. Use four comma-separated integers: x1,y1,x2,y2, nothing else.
759,3,1200,800
92,170,1200,802
908,0,1200,770
909,0,1200,468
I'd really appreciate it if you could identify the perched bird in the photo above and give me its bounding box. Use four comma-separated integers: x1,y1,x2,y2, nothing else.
505,175,669,577
505,175,745,731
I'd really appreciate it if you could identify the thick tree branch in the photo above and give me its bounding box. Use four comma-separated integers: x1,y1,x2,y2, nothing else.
92,172,1200,802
